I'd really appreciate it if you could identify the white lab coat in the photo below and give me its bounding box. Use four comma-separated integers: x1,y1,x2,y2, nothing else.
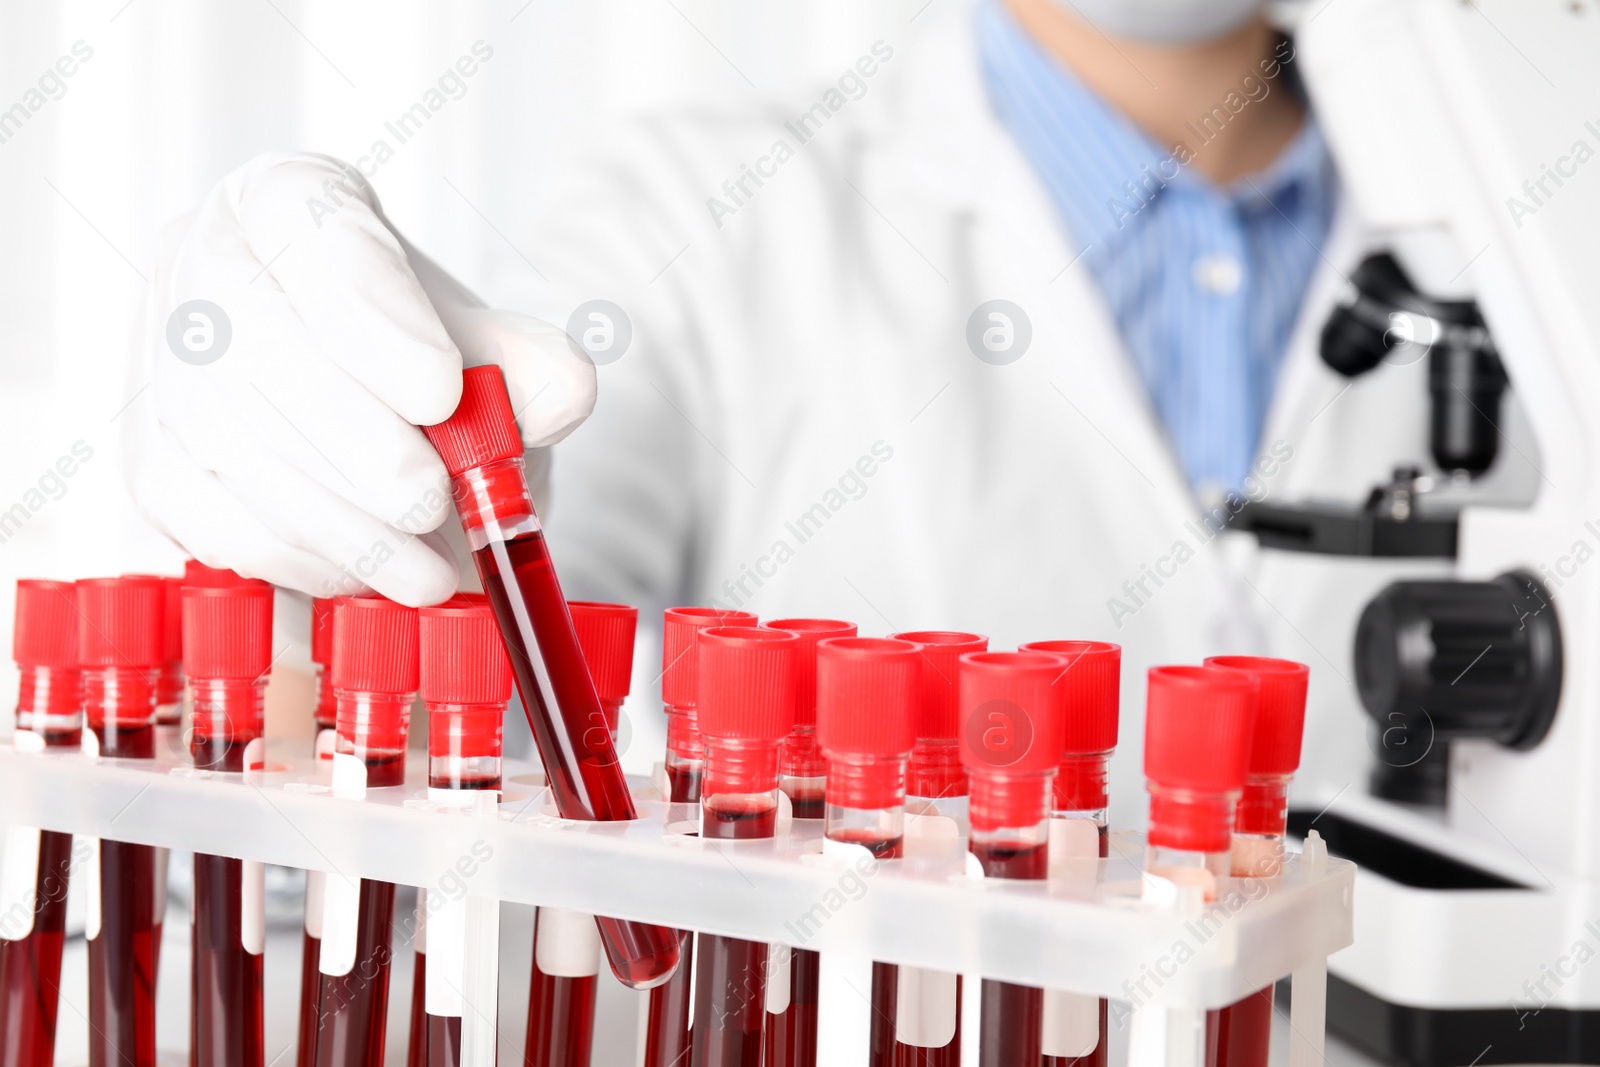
519,0,1538,826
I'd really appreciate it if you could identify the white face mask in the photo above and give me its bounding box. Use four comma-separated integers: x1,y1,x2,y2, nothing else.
1057,0,1268,45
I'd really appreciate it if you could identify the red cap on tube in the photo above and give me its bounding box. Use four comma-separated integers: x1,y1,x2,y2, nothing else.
422,366,524,477
182,582,275,681
767,619,857,729
891,631,989,742
1144,665,1258,852
184,560,245,587
697,626,798,743
1204,656,1309,776
1019,640,1121,755
569,601,639,704
662,607,757,708
420,601,513,705
331,596,419,695
311,597,337,669
76,577,165,669
957,651,1068,778
13,579,78,668
816,637,919,758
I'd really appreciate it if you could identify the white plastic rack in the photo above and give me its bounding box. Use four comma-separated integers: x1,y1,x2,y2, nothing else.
0,738,1353,1067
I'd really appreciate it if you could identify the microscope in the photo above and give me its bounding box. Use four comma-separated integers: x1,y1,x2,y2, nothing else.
1231,0,1600,1063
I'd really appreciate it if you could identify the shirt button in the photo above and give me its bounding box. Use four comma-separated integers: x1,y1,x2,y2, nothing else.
1193,254,1242,295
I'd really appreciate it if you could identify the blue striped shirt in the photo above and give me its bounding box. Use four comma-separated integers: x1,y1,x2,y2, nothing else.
976,1,1337,495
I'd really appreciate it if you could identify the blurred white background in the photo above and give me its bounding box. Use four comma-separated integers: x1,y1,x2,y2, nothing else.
0,0,922,712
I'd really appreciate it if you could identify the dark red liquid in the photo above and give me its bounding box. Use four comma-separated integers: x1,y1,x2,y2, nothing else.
88,839,159,1067
428,770,502,792
1043,825,1110,1067
702,797,778,841
427,1014,462,1067
407,953,427,1067
297,930,321,1067
40,727,81,748
666,762,703,804
762,948,819,1067
93,721,155,759
690,933,766,1067
313,879,396,1067
193,854,264,1067
784,784,825,821
1212,986,1273,1067
191,735,255,773
523,912,597,1067
355,750,406,788
474,530,679,986
643,930,695,1067
970,839,1046,1067
868,961,898,1067
0,830,73,1067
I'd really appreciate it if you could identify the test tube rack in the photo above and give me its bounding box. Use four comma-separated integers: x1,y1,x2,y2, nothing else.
0,739,1354,1067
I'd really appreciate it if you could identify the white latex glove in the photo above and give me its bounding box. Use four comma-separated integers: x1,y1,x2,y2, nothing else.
125,152,595,606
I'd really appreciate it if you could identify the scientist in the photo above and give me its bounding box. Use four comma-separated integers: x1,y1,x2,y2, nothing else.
127,0,1403,819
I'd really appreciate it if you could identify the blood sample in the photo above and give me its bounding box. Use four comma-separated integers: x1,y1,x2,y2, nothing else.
641,608,754,1067
77,576,166,1067
422,366,679,990
1019,640,1121,1067
1203,657,1309,1067
407,908,427,1067
0,580,82,1067
183,581,274,1067
414,599,513,1066
313,596,418,1067
751,619,852,1066
522,601,636,1067
816,637,919,1067
958,650,1070,1067
1140,665,1259,1067
890,632,987,807
299,595,338,1067
690,626,798,1067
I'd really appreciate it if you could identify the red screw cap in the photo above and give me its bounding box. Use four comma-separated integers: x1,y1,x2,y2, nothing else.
816,637,920,758
331,596,419,695
891,631,988,742
420,601,512,705
76,576,165,669
13,579,78,668
957,651,1068,776
662,607,757,708
184,560,246,587
1205,656,1309,776
311,597,337,669
182,582,275,681
1020,640,1121,755
766,619,857,729
422,365,523,477
1144,666,1258,794
570,601,639,704
697,627,798,743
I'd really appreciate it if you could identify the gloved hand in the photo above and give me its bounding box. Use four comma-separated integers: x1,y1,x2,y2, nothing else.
125,152,595,606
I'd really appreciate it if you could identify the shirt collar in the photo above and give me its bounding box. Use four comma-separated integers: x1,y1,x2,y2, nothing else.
976,0,1333,263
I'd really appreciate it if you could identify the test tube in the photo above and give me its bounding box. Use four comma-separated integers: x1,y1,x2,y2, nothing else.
300,595,339,1067
958,650,1069,1067
313,596,418,1067
413,599,513,1066
816,637,919,1067
0,580,82,1067
154,577,185,727
643,607,755,1067
183,581,274,1067
760,618,855,1067
1139,666,1259,1067
522,601,636,1067
1204,657,1309,1067
892,631,988,809
422,366,680,990
1021,640,1121,1067
77,576,166,1067
690,625,798,1067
